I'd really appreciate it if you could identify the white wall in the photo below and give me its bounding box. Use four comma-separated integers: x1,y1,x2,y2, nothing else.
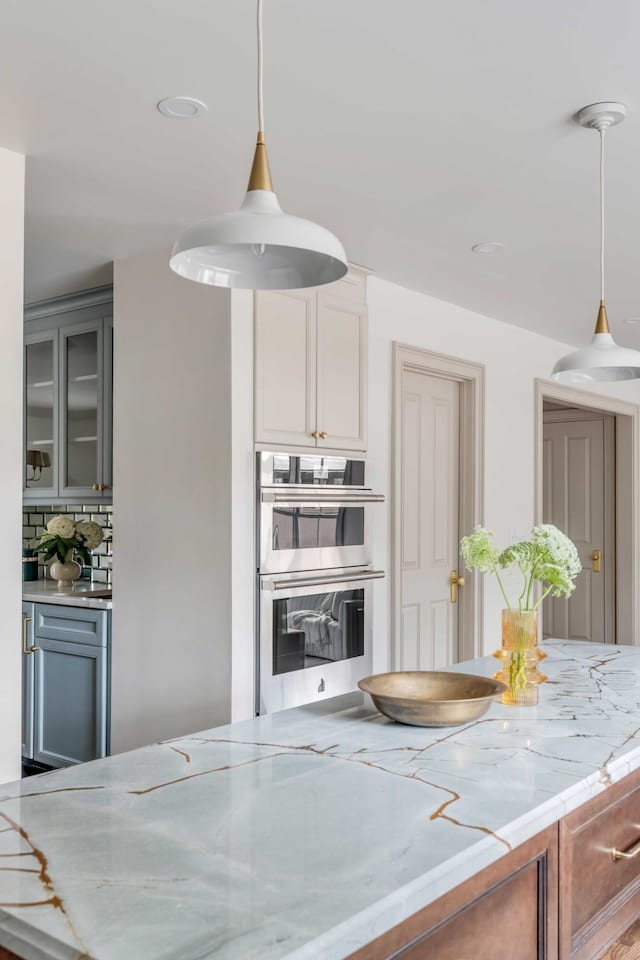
112,250,251,751
367,275,640,670
0,147,25,784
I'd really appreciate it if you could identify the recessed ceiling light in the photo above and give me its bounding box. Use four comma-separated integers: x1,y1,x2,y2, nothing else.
625,318,640,324
157,97,207,119
471,241,504,254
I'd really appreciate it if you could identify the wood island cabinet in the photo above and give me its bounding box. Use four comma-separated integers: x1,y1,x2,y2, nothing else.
349,768,640,960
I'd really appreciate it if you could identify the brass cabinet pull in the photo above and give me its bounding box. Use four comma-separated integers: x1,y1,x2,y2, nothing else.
320,432,329,440
450,570,465,604
611,836,640,861
592,549,602,573
311,431,321,439
22,616,37,655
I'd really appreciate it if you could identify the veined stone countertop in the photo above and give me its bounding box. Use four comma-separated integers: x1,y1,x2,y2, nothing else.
1,641,640,960
22,579,112,610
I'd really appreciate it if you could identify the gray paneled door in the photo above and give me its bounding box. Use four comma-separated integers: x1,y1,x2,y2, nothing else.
543,412,615,643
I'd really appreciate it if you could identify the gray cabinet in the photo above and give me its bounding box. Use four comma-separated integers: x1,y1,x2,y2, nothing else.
24,286,113,503
22,603,110,767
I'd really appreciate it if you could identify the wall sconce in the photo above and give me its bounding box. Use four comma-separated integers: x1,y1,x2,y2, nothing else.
26,449,51,483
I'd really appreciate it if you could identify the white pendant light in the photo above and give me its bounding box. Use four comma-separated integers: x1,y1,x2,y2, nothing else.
170,0,348,290
552,102,640,383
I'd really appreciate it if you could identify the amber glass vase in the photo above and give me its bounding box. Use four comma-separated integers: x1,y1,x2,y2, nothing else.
492,610,547,706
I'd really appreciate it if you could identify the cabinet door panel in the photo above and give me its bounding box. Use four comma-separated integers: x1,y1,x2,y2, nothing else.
21,603,35,760
33,637,107,767
255,289,317,447
24,332,58,500
316,295,366,451
60,322,103,498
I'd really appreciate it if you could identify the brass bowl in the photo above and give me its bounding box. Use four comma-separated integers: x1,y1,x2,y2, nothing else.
358,671,507,727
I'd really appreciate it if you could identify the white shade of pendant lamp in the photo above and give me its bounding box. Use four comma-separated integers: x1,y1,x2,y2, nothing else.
170,0,347,290
552,102,640,383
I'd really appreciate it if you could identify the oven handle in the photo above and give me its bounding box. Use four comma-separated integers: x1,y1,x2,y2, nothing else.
261,491,385,505
261,569,385,591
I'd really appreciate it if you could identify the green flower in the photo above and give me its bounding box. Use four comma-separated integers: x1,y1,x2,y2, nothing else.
460,526,500,574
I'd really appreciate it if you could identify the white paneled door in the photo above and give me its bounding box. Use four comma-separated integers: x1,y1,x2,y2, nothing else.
543,414,615,643
399,371,460,670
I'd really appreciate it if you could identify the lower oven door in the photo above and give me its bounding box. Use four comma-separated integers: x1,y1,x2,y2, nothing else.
258,567,384,714
259,490,383,574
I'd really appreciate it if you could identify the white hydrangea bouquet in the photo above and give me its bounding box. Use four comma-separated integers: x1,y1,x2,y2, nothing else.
37,515,104,568
460,524,581,704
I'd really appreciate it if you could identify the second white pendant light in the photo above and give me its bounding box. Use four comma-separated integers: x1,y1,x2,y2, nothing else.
170,0,347,290
552,102,640,382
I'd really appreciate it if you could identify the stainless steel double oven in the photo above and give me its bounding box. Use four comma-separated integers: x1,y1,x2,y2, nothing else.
257,452,384,714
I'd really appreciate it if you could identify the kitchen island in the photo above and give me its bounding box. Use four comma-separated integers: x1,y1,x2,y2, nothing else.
1,641,640,960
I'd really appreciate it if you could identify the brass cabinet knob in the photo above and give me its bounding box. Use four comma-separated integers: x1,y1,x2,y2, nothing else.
92,483,100,491
311,431,321,439
98,483,107,491
320,432,329,440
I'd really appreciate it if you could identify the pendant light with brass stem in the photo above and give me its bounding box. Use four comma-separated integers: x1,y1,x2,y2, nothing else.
170,0,348,290
552,102,640,382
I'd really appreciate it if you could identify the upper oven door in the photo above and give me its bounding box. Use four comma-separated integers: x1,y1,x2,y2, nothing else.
259,489,384,574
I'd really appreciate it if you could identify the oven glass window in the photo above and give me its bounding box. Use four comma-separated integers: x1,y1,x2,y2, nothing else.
273,589,365,675
272,454,365,486
272,505,364,551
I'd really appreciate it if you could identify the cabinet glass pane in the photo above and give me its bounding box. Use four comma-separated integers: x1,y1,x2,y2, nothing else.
25,339,55,489
66,331,98,488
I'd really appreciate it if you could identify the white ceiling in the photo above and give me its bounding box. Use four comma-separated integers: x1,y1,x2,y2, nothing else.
3,0,640,346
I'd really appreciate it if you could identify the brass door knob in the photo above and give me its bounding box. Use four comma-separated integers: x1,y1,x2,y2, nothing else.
450,570,465,604
311,431,321,439
320,432,329,440
592,549,601,573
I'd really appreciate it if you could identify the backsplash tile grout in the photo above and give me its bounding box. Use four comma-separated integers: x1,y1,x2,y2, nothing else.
23,505,113,585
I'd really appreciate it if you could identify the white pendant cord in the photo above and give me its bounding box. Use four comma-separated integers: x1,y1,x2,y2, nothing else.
600,125,606,303
257,0,264,134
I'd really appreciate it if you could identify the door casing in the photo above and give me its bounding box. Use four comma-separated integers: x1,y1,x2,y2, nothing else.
392,344,485,666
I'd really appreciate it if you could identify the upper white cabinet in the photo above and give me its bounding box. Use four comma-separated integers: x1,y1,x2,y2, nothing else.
254,267,368,452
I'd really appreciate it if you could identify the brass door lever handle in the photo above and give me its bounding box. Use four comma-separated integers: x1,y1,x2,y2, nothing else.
450,570,465,604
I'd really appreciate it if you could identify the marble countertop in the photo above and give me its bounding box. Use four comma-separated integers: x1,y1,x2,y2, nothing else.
1,641,640,960
22,579,112,609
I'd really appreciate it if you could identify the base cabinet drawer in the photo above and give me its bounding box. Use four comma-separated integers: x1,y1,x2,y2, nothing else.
560,769,640,960
348,826,558,960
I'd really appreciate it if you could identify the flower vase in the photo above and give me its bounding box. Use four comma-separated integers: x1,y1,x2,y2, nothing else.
492,609,547,706
49,555,82,591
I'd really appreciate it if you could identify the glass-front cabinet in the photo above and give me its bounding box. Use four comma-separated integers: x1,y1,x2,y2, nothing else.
25,334,58,499
24,287,113,503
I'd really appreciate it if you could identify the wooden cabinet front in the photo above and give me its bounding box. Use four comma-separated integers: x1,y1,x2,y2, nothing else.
349,825,559,960
560,768,640,960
